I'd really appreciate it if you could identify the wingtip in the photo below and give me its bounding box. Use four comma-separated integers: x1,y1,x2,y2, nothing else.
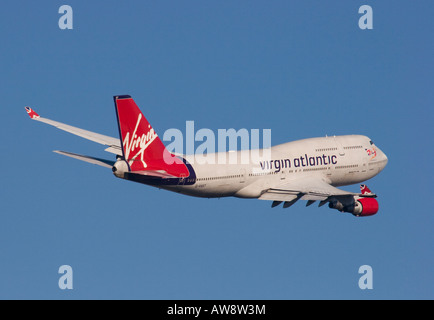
25,106,40,119
360,184,372,195
359,184,377,198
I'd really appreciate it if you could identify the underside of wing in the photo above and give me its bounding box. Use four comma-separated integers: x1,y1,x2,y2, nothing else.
54,150,115,168
259,176,375,208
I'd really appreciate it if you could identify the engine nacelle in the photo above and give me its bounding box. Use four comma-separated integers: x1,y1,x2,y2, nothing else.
112,160,129,179
329,197,379,217
353,198,379,217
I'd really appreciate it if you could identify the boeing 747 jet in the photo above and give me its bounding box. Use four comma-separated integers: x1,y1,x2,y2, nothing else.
25,95,388,217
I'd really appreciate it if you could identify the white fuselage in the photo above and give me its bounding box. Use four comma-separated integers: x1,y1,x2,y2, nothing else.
161,135,388,199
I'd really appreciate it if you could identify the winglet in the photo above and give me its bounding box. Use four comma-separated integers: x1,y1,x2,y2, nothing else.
360,184,373,195
25,107,40,119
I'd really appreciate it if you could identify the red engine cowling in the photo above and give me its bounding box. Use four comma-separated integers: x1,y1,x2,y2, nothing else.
354,198,379,217
328,197,379,217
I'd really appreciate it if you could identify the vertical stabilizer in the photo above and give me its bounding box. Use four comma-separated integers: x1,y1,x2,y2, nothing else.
114,95,189,177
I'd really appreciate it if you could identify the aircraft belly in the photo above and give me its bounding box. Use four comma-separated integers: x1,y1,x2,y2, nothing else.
168,184,237,198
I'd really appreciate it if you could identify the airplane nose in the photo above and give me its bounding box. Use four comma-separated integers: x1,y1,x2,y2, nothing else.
378,148,388,169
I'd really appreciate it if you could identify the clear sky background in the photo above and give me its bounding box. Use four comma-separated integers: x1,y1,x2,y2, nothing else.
0,0,433,299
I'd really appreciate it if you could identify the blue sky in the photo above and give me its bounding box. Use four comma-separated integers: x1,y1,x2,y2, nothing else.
1,0,433,299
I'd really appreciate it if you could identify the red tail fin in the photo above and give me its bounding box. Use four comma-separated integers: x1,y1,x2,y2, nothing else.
114,95,189,177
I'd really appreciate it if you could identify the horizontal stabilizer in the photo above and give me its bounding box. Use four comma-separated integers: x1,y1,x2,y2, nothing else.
54,150,115,169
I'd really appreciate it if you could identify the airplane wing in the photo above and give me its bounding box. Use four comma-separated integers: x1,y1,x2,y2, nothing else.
259,176,376,208
54,150,116,168
25,107,182,178
25,107,122,156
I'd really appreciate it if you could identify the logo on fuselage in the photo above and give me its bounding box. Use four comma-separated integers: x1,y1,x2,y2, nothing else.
366,147,377,160
259,154,338,173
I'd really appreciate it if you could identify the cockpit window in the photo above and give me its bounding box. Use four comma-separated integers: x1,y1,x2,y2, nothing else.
370,140,374,145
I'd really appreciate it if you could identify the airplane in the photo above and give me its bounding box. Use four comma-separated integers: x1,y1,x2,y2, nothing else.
25,95,388,217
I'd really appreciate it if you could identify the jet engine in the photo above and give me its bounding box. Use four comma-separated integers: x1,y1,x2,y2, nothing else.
112,160,129,179
329,197,379,217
